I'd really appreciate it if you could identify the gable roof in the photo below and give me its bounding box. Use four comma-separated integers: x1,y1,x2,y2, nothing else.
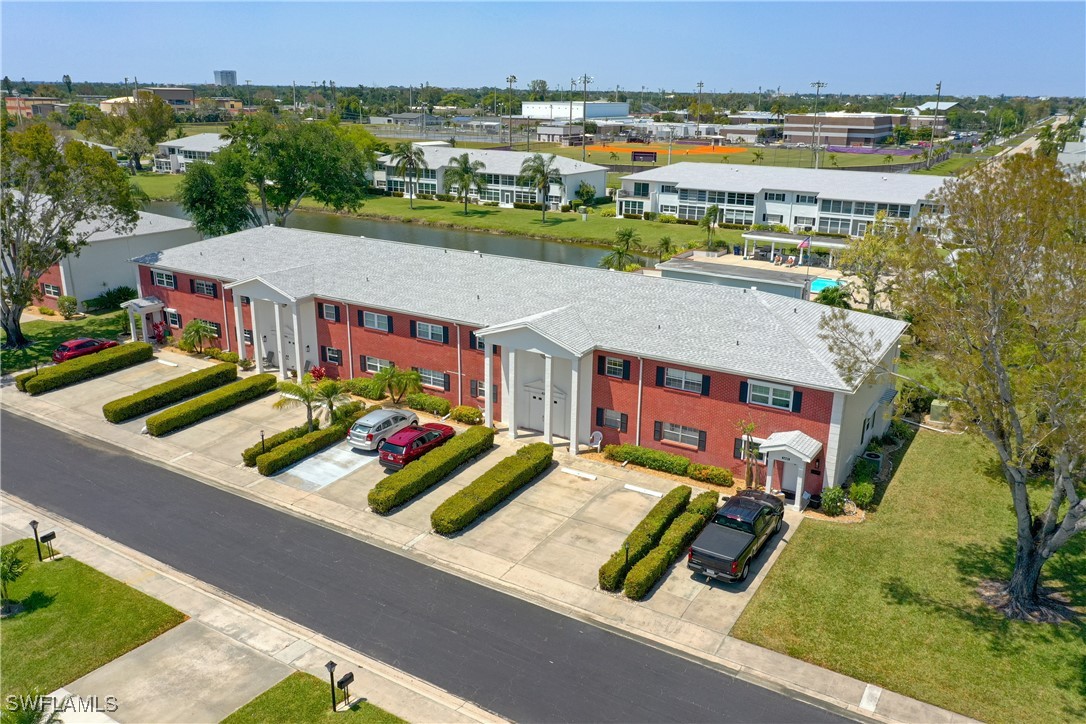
622,162,944,204
133,227,906,392
158,133,230,154
378,146,607,176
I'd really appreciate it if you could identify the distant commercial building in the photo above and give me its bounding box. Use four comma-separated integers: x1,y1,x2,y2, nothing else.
536,124,585,146
521,101,629,121
208,97,243,113
907,115,949,136
715,124,781,143
144,87,196,110
369,112,444,127
4,96,65,119
214,70,238,87
100,96,135,116
784,112,907,148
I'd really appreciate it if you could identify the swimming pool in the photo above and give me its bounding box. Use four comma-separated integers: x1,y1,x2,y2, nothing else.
809,278,840,294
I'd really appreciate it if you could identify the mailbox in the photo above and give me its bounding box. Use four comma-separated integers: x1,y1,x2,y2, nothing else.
336,672,354,690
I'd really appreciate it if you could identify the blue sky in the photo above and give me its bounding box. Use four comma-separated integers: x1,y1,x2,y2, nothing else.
2,2,1083,96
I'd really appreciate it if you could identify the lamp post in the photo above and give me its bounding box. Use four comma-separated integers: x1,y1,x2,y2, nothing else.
810,80,827,169
506,75,517,147
926,81,943,169
325,660,337,712
579,74,593,161
29,520,42,562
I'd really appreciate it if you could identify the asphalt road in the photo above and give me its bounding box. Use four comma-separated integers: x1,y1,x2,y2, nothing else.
1,410,845,723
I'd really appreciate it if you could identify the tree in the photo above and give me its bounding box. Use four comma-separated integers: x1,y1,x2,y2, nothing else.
442,153,487,214
314,379,352,423
1,691,68,724
736,420,759,488
527,80,549,101
1,546,29,614
178,147,261,237
117,127,150,176
656,235,675,259
814,284,851,308
519,153,560,222
599,227,643,270
835,213,907,311
372,365,421,404
273,373,321,432
828,153,839,168
751,150,764,164
438,92,470,108
62,74,73,97
575,181,596,206
819,153,1086,621
180,319,216,353
699,204,719,248
388,142,428,210
1036,124,1059,157
770,101,785,124
76,106,128,146
883,154,895,166
127,91,177,149
1,124,137,348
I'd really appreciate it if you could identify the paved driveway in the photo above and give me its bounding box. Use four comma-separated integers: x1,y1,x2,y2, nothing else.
273,440,380,492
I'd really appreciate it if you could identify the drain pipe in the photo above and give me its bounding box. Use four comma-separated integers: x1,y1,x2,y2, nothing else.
635,356,644,445
454,323,463,406
344,302,355,379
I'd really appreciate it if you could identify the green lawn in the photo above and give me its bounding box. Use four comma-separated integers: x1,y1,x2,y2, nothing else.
132,172,184,200
730,430,1086,724
0,539,187,698
1,310,128,374
223,671,406,724
912,154,983,176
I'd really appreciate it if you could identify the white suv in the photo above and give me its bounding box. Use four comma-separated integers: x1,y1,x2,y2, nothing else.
347,409,419,451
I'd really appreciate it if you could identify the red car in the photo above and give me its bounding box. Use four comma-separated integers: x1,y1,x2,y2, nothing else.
52,338,119,363
378,423,455,470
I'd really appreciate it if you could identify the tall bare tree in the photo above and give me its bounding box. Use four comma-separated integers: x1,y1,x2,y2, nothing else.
835,213,909,311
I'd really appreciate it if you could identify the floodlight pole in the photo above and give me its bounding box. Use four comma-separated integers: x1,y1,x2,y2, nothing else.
926,81,943,169
579,74,593,161
695,81,704,138
506,75,517,147
810,81,827,169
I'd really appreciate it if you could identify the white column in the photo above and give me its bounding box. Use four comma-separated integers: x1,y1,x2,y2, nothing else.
233,295,246,361
543,354,553,445
507,349,517,439
794,463,804,511
127,307,137,342
568,357,579,455
765,455,774,492
273,303,287,380
252,302,265,373
291,302,302,375
483,342,494,427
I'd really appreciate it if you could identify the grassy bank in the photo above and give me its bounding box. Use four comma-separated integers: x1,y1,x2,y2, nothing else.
731,430,1086,723
223,672,406,724
1,310,128,374
132,172,184,200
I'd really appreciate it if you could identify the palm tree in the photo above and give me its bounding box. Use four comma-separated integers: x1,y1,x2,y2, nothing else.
883,154,895,166
181,319,217,353
1,547,28,615
2,690,68,724
372,366,422,404
657,235,675,260
518,153,560,222
609,151,619,162
389,142,428,210
751,150,764,164
828,153,839,168
599,227,643,270
814,285,852,309
442,153,487,215
699,204,719,248
314,379,352,423
273,373,321,432
770,101,785,125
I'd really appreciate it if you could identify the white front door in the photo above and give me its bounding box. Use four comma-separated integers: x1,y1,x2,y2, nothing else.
780,461,801,496
502,191,512,205
521,382,569,438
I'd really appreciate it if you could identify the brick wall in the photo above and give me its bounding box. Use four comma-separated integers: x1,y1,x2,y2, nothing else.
138,265,250,350
35,263,65,309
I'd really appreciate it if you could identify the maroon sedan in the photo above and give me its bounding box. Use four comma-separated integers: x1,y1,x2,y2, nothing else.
52,338,120,363
378,423,455,470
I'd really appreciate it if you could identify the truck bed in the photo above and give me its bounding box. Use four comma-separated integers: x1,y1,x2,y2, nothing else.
689,524,754,569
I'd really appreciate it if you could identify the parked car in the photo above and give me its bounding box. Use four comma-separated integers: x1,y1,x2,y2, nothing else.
51,338,119,363
378,423,455,470
686,489,785,583
347,409,418,451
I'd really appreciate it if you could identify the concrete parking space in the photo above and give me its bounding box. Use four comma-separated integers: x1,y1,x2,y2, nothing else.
273,440,380,492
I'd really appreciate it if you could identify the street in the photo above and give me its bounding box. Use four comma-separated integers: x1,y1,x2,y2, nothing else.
1,410,846,723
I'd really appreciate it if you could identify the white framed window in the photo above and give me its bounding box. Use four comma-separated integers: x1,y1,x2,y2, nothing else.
763,213,783,224
514,190,537,204
764,192,786,202
198,319,221,338
660,205,678,215
152,269,176,289
734,436,767,462
662,422,701,447
795,194,817,204
664,367,703,393
415,321,444,342
320,303,339,321
794,215,816,227
620,200,643,215
723,208,754,224
365,356,391,374
660,184,678,194
193,279,216,296
243,329,253,344
321,346,342,365
417,367,444,388
165,309,181,328
818,217,851,234
42,283,61,297
362,311,390,332
605,357,624,377
748,380,794,410
602,409,623,429
633,182,650,197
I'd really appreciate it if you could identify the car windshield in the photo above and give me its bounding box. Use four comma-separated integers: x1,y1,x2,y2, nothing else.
380,443,406,455
57,345,71,352
713,513,754,535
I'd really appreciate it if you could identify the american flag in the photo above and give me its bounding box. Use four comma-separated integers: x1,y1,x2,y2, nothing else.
798,236,811,249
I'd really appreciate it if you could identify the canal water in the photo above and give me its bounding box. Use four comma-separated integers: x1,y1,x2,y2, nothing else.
145,201,614,268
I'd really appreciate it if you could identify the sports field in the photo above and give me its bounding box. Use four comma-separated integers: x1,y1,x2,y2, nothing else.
584,141,747,157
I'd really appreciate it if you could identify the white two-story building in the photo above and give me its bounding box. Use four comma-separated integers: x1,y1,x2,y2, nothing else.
153,133,231,174
616,163,945,236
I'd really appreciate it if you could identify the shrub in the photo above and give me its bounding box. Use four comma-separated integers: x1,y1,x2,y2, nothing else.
256,424,346,476
22,342,154,395
368,425,495,514
176,338,196,353
852,458,878,486
821,487,847,516
14,369,36,392
205,347,222,360
890,418,911,440
242,421,321,467
102,362,237,423
622,213,643,220
571,200,583,210
449,405,484,425
56,296,78,319
219,351,240,364
345,377,387,401
238,358,255,371
686,490,720,519
405,392,451,417
84,285,137,313
604,444,690,476
850,482,875,510
483,201,499,207
436,193,455,202
37,306,56,315
687,463,734,487
431,442,553,534
624,511,710,600
676,218,698,225
658,214,678,224
642,211,658,221
145,373,276,436
391,191,404,198
560,204,571,213
600,209,617,217
598,485,691,591
416,193,433,201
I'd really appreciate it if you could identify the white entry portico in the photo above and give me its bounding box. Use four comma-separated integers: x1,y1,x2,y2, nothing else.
759,430,824,511
225,277,318,379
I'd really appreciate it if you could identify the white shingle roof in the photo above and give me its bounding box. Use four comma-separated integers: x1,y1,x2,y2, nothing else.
133,227,907,392
623,162,945,204
83,211,193,242
760,430,824,462
379,146,606,176
158,133,230,154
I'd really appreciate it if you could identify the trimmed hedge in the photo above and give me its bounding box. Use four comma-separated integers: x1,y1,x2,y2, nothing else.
102,363,237,423
345,377,387,401
686,490,720,518
598,485,691,591
145,374,276,436
688,463,734,487
449,405,484,425
624,511,712,600
251,403,382,475
431,442,553,535
604,444,690,476
242,421,320,467
405,392,451,417
368,425,495,514
20,343,154,395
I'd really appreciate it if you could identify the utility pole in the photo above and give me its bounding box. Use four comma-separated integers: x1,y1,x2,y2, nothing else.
292,81,297,112
810,80,827,169
695,81,704,137
926,81,943,169
506,74,517,147
579,74,593,161
569,78,576,147
245,79,251,108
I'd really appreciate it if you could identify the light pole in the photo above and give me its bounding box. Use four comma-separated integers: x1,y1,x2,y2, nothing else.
579,74,593,161
569,78,576,146
29,520,42,562
810,80,827,169
926,81,943,169
695,81,704,138
245,80,251,109
325,661,337,712
506,75,517,147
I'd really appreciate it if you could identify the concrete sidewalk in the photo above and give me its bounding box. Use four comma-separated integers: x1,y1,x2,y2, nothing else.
1,361,973,724
1,495,502,724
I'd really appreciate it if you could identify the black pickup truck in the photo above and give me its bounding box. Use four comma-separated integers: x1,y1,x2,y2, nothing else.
686,489,785,583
